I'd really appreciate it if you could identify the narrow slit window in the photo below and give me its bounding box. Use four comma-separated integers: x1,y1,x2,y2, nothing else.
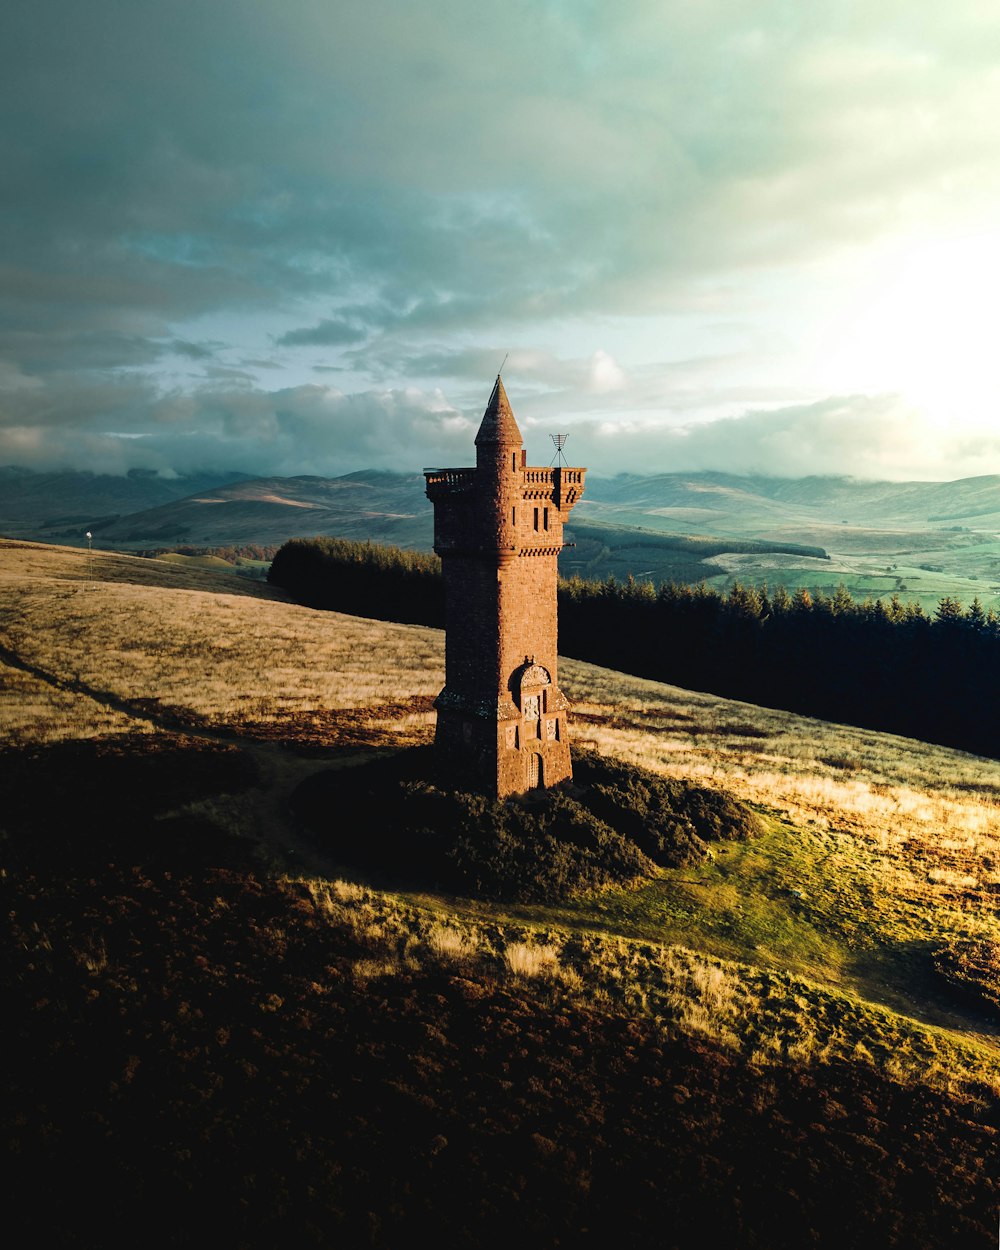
533,507,539,530
543,507,549,530
512,507,516,526
512,453,517,471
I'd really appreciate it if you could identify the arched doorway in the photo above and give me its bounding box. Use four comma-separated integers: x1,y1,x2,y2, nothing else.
526,751,543,790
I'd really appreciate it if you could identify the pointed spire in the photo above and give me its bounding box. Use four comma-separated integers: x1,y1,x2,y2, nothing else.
475,375,522,446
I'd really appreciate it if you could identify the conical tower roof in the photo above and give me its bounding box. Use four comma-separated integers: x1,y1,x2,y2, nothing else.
475,375,522,446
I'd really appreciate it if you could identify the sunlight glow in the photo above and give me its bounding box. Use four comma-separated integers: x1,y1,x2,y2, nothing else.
822,233,1000,430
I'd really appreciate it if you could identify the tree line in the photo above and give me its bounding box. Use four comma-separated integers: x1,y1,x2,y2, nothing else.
268,536,444,625
268,536,1000,760
139,543,282,562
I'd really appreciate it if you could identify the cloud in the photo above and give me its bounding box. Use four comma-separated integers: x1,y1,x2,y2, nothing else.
365,345,628,395
277,318,368,347
574,395,987,480
171,340,217,360
7,2,994,329
0,378,474,477
0,329,170,374
3,1,1000,482
0,372,983,486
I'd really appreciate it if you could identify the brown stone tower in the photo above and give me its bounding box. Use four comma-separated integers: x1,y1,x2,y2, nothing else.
424,376,586,797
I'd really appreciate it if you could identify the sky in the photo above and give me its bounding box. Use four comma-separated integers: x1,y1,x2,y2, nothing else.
4,0,1000,482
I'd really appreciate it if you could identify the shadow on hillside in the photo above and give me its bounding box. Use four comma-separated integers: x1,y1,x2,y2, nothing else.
851,940,1000,1036
0,734,262,873
290,746,763,904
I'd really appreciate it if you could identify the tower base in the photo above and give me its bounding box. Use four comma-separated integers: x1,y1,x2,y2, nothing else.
434,694,573,799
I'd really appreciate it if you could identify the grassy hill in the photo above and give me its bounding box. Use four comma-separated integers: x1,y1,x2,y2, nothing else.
577,472,1000,611
9,465,1000,611
2,539,999,1245
0,465,250,535
54,469,434,550
583,469,1000,528
9,465,1000,610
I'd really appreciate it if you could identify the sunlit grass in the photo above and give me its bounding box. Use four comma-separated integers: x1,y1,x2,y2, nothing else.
0,539,441,740
3,537,998,1094
0,658,157,745
292,875,1000,1097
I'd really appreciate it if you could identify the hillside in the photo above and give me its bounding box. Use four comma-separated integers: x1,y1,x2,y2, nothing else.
2,539,999,1245
6,464,1000,611
577,472,1000,609
0,466,250,535
3,468,435,550
583,469,1000,529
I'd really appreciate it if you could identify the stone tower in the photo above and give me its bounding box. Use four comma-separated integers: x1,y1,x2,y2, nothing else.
424,376,586,797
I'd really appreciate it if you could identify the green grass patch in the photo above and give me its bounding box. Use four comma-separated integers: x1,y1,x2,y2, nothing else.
421,812,997,1043
155,551,236,570
472,819,852,980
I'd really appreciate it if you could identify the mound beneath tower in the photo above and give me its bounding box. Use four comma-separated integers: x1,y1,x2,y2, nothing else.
291,748,763,902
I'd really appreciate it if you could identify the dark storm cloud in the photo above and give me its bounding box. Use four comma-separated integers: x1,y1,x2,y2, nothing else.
0,378,474,476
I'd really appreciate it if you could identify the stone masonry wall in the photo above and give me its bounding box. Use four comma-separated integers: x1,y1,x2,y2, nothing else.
425,388,584,798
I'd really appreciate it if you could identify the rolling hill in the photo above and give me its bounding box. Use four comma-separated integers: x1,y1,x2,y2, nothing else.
0,465,250,535
1,538,998,1246
583,469,1000,531
6,464,1000,610
0,467,432,549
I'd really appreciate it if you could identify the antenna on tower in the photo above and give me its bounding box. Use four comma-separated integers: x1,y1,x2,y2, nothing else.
549,433,570,467
498,352,509,376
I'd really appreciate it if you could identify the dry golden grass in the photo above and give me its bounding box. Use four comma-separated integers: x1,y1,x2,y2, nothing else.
563,658,1000,930
3,537,999,1091
504,940,574,983
293,877,1000,1095
3,537,997,921
0,657,157,744
0,539,441,743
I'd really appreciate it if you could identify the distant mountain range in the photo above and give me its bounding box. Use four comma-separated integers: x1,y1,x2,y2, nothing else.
0,466,251,529
581,470,1000,546
0,469,432,549
9,465,1000,545
5,465,1000,606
